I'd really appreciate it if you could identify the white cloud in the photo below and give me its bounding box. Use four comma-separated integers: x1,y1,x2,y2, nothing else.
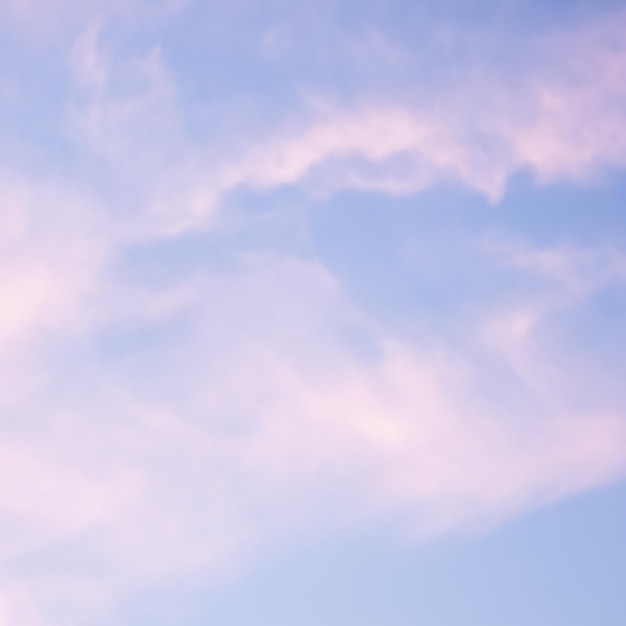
1,247,624,623
0,171,112,406
46,6,626,238
207,14,626,209
0,3,626,624
0,0,184,42
477,236,626,394
196,8,626,207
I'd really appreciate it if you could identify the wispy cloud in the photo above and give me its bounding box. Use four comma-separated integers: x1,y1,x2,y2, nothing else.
1,245,625,622
201,8,626,206
1,2,626,624
25,5,621,238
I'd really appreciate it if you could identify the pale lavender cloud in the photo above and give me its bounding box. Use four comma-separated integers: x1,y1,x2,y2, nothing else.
0,2,625,625
203,9,626,207
0,245,625,623
0,0,184,40
0,171,112,407
37,6,624,237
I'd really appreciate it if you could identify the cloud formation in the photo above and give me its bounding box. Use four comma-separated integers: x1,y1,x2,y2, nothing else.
203,8,626,205
1,243,625,623
0,2,625,624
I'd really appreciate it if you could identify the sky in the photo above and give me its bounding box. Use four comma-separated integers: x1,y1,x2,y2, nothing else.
0,0,625,624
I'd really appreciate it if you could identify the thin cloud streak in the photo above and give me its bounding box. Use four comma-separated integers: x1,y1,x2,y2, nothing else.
205,11,626,209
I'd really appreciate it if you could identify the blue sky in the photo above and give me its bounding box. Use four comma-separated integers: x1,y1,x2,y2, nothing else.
0,0,625,624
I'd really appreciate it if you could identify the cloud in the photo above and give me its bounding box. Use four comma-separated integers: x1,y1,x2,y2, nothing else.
0,0,184,43
1,245,625,623
0,170,112,407
41,5,626,239
477,236,626,393
202,8,626,207
0,3,626,624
